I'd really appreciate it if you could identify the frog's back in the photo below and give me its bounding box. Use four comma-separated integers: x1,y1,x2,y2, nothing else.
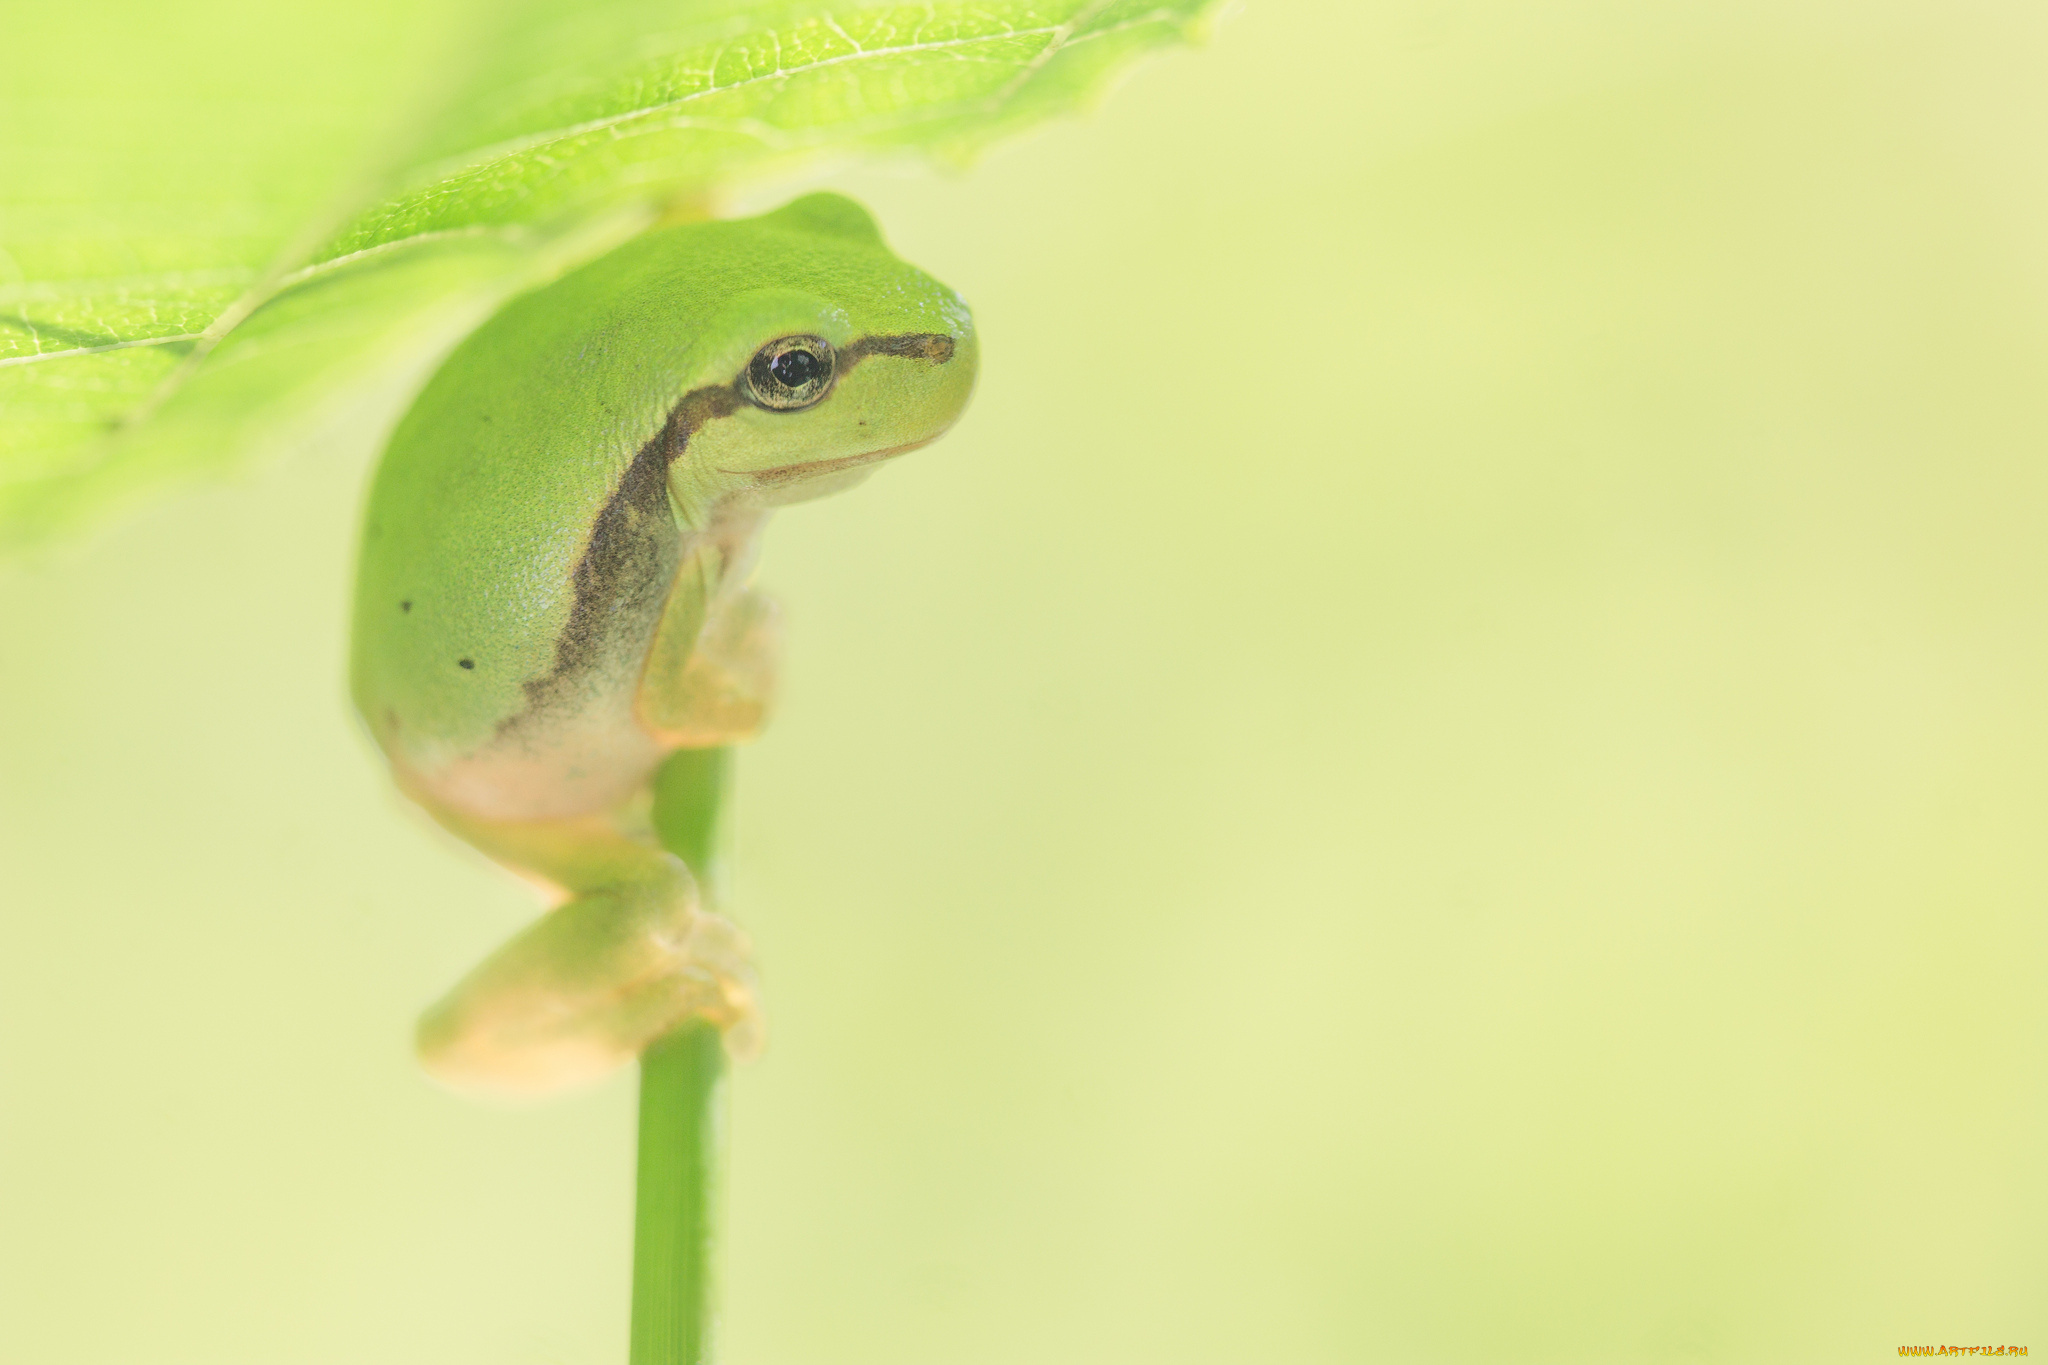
350,244,705,820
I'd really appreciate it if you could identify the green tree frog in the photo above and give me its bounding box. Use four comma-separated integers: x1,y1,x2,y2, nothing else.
350,194,976,1094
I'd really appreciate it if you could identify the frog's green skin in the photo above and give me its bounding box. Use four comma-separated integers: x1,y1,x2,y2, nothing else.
350,194,976,1093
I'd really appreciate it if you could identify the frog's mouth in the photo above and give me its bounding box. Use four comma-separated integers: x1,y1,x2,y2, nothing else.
725,435,938,489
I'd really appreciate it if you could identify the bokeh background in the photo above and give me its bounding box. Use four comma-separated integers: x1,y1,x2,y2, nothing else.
4,1,2045,1361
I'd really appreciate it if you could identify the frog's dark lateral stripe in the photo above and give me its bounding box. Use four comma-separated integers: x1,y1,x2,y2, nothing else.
507,385,736,732
840,333,955,367
506,332,956,735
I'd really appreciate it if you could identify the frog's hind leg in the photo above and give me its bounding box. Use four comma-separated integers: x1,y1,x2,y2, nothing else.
413,802,758,1095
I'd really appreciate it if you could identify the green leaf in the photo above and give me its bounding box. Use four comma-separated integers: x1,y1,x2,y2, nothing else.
0,0,1216,547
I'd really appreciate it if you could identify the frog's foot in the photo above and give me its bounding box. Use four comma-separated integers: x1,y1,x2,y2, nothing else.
415,851,761,1096
637,588,782,747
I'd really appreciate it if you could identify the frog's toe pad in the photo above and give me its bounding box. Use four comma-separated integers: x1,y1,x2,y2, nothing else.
657,911,765,1063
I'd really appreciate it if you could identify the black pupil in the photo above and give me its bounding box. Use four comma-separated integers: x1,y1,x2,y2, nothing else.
770,348,823,388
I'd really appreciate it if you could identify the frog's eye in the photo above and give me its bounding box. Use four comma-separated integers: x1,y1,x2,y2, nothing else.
746,335,835,410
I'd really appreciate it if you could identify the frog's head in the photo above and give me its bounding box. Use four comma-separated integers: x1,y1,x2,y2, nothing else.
661,194,979,512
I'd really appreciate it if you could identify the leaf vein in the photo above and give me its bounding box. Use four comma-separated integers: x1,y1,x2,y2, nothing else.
0,333,205,370
390,25,1069,196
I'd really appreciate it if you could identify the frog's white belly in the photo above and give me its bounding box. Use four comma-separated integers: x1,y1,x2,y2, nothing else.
403,687,665,823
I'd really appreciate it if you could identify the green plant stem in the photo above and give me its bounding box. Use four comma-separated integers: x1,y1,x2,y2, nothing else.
631,1022,723,1365
633,747,734,1365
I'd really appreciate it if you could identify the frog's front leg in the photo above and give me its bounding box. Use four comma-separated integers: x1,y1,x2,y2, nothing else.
414,802,760,1095
636,566,784,747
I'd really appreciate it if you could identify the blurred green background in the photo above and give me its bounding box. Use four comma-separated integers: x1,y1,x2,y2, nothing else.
3,2,2045,1361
